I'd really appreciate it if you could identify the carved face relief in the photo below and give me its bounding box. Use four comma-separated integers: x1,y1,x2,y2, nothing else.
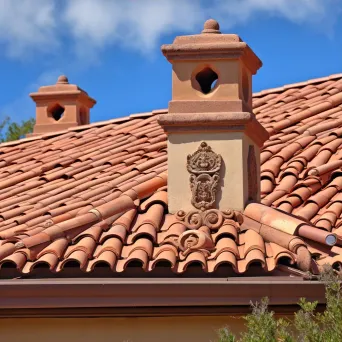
184,234,199,249
187,142,222,211
187,142,221,174
178,229,216,257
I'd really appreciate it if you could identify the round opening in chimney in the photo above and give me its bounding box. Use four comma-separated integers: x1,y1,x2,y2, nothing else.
48,103,65,121
195,67,218,95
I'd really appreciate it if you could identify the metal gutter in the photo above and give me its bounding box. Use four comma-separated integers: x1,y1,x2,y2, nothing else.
0,277,325,317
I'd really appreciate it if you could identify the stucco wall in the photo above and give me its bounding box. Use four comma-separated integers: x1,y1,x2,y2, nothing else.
168,131,247,213
0,316,246,342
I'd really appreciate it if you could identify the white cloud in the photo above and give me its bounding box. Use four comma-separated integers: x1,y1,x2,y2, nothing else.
0,0,340,59
62,0,340,55
213,0,338,25
0,0,57,58
63,0,203,55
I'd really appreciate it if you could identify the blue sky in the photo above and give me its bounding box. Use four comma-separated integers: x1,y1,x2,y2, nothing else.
0,0,341,124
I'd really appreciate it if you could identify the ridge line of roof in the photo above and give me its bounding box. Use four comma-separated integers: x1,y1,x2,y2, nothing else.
0,109,168,148
253,73,342,97
1,72,341,148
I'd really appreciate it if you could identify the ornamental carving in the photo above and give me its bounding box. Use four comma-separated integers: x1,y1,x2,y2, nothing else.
178,230,215,257
176,209,243,230
247,145,258,202
187,142,222,211
175,209,243,257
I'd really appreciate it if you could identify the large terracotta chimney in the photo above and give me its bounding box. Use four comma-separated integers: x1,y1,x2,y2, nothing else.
30,75,96,135
158,19,269,213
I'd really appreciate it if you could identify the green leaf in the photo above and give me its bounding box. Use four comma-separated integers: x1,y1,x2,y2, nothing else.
0,116,35,142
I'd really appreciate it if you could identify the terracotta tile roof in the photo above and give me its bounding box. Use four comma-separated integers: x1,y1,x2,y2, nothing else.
0,73,342,278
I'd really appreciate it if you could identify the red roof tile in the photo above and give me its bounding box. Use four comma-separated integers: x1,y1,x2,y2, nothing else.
1,74,342,278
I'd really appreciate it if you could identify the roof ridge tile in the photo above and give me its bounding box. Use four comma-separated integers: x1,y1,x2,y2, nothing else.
253,73,342,98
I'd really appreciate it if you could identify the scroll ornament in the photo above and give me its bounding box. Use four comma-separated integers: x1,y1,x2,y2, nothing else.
176,209,243,230
178,229,215,258
187,142,222,211
175,209,243,256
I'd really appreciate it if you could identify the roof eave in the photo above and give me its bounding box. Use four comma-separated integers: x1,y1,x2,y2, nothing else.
0,277,325,317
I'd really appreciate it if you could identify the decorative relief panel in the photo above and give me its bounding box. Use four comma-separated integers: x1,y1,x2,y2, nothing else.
178,230,215,257
175,209,243,256
187,142,222,211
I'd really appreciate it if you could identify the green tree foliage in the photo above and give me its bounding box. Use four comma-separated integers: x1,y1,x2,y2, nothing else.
294,266,342,342
241,298,293,342
217,266,342,342
0,116,35,142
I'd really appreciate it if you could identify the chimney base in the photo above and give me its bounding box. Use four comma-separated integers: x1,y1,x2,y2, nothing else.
167,131,261,214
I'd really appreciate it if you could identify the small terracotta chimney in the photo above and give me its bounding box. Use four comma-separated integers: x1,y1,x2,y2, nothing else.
158,19,269,213
30,75,96,135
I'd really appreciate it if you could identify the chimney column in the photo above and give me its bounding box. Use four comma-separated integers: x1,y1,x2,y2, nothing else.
158,19,268,213
29,75,96,135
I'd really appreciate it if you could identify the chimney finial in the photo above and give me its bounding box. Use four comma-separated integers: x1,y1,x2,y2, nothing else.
56,75,69,84
202,19,221,34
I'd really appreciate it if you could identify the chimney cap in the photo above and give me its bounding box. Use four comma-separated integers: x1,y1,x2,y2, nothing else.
161,19,262,74
29,75,96,108
202,19,221,34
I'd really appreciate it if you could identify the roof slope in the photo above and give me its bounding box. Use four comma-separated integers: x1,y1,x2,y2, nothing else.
0,74,342,278
255,74,342,229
